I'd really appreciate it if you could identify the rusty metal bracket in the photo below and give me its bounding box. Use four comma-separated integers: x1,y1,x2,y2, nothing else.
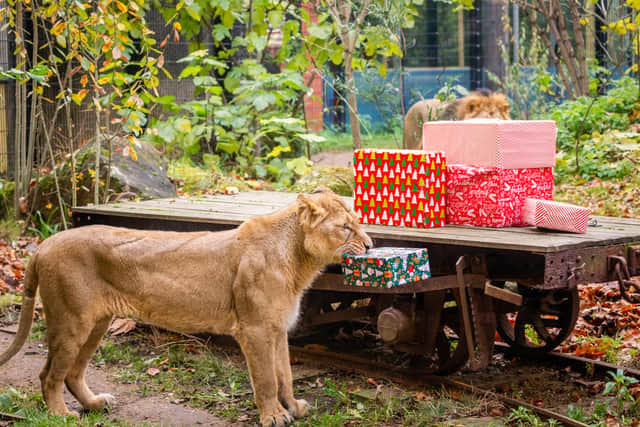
567,257,585,289
455,255,479,369
608,255,640,303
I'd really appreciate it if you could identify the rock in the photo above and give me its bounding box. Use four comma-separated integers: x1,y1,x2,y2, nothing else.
32,136,176,216
106,137,176,200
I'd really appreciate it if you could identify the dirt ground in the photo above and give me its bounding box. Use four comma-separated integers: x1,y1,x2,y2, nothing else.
0,329,233,427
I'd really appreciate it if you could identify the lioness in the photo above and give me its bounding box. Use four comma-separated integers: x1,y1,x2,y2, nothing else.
403,90,511,150
0,189,372,427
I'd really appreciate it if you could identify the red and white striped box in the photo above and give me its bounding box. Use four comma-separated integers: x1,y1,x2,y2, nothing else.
447,165,553,227
523,198,590,233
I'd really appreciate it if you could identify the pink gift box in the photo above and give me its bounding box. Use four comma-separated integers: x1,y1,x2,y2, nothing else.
422,119,557,169
447,165,553,227
523,198,590,233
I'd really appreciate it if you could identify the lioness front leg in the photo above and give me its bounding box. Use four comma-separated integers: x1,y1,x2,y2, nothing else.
236,326,292,427
275,329,309,418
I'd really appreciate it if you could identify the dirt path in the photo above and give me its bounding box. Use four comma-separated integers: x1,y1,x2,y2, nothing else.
0,330,231,427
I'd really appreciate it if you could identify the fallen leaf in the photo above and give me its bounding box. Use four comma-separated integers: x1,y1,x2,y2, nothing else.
108,318,136,336
146,367,160,376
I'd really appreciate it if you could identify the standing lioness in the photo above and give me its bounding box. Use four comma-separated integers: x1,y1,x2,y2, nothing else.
0,189,372,427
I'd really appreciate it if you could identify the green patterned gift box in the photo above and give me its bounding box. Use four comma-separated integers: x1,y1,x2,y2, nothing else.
342,247,431,288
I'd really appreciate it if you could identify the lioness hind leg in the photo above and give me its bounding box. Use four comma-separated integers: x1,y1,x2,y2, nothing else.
235,327,292,427
40,323,92,417
65,317,115,411
275,330,309,418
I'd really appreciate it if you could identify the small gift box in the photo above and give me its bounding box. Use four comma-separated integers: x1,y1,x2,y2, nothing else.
446,165,554,227
422,119,557,169
342,247,431,288
353,149,446,228
523,198,591,234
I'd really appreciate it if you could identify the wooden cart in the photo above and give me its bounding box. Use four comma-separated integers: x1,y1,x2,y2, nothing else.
72,191,640,374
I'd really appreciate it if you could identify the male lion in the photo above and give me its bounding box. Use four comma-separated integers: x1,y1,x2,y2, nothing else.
403,90,511,150
0,189,372,427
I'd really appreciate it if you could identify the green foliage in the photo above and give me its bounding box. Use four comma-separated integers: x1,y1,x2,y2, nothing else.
145,0,326,186
507,407,560,426
0,180,15,219
603,369,640,420
550,77,640,179
551,77,638,152
27,210,61,240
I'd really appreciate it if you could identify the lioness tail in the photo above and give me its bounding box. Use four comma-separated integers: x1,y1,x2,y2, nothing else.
0,252,39,366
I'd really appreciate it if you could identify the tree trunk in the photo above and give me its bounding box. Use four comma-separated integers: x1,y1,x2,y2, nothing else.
344,52,362,150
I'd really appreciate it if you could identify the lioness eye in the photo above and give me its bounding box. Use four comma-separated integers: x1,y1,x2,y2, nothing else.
343,224,351,231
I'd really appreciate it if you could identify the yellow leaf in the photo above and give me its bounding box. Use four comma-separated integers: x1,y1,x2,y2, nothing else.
51,21,66,36
115,0,127,13
71,89,88,105
80,74,88,87
130,146,138,161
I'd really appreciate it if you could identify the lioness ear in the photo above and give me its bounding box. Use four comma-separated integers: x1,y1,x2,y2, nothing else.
297,194,328,229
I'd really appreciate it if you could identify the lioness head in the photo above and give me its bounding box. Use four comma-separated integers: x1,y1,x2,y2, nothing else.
460,91,510,120
297,188,372,264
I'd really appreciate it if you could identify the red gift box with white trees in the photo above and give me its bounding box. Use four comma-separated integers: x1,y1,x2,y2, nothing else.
353,149,446,228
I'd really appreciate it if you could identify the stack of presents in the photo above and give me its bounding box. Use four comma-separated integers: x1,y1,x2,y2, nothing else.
343,119,591,288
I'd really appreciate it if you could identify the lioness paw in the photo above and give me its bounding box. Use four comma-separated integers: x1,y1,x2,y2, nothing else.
98,393,116,409
83,393,116,411
287,399,310,418
260,411,293,427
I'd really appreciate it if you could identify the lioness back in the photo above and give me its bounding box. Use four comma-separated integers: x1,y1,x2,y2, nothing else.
35,225,242,334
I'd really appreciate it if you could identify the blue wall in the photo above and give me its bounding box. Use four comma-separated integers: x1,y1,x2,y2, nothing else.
323,67,471,132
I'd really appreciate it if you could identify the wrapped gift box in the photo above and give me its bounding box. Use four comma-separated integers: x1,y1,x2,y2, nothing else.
422,119,557,169
523,198,590,233
342,247,431,288
353,149,446,228
447,165,553,227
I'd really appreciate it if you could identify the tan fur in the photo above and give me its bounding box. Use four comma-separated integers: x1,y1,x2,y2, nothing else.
403,91,511,150
0,189,372,427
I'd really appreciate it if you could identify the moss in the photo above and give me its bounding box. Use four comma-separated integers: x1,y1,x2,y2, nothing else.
290,165,354,196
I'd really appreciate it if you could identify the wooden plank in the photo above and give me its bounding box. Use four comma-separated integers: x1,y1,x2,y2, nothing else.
73,191,640,254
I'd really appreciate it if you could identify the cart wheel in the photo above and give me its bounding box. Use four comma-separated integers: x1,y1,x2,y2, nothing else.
495,283,579,354
431,305,470,375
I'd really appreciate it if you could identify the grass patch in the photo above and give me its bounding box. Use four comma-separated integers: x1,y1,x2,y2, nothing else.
311,131,402,154
28,319,47,341
0,293,21,315
94,334,254,418
0,387,143,427
94,332,502,426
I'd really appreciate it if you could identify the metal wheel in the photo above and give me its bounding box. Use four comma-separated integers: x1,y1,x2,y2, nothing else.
431,303,469,375
495,283,580,354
